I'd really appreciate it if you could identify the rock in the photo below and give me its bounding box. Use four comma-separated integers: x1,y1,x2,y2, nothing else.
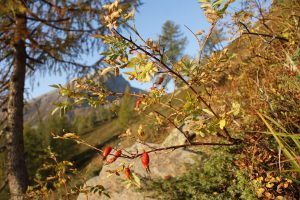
77,132,200,200
161,124,187,147
162,120,200,147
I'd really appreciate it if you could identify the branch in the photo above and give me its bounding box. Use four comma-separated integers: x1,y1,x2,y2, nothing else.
26,16,70,23
254,0,272,33
26,8,97,32
26,63,35,71
0,177,7,192
0,145,6,153
55,134,235,161
239,22,288,42
184,25,202,64
198,22,217,62
0,97,8,111
0,52,13,63
113,29,236,143
26,37,88,69
0,83,9,94
154,110,192,145
0,130,4,138
128,141,236,159
26,55,44,64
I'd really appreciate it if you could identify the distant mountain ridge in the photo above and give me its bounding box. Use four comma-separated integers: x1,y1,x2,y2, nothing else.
24,71,141,124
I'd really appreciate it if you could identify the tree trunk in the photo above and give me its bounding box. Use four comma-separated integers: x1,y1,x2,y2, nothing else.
6,4,29,200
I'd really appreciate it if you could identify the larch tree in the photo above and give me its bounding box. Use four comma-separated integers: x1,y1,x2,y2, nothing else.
159,20,187,64
157,20,187,87
0,0,140,199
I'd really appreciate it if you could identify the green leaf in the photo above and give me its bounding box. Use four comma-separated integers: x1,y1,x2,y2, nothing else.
257,112,300,170
219,119,226,130
49,84,59,89
197,131,206,137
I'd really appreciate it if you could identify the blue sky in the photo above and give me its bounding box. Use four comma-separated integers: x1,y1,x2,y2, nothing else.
24,0,226,99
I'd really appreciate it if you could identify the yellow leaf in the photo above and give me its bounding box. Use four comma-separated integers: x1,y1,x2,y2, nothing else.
195,30,205,35
202,109,214,116
204,8,219,23
219,119,226,130
63,133,80,139
91,34,103,38
137,125,144,136
101,67,113,75
256,188,265,198
200,4,212,8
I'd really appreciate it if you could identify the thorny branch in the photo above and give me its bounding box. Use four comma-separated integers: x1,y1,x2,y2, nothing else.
154,110,192,145
239,21,289,42
113,28,236,143
198,22,217,63
55,134,235,161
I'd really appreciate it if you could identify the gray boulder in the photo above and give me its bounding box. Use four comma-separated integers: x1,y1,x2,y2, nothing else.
77,129,200,200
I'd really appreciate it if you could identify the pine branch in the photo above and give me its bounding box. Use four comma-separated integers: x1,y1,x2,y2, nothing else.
0,52,13,63
26,55,44,64
26,16,70,23
0,83,9,94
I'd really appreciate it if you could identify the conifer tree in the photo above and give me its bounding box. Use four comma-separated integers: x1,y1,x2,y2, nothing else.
0,0,140,199
159,20,187,64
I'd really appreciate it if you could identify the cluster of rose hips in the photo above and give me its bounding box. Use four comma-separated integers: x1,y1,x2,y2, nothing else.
102,146,150,179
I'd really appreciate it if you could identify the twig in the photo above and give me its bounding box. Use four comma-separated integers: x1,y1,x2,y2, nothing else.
242,32,288,42
184,25,202,65
113,29,196,94
154,111,192,145
0,130,5,138
239,21,288,42
54,133,235,161
199,22,217,62
113,28,236,143
278,146,282,172
128,141,236,159
0,177,8,192
0,145,6,153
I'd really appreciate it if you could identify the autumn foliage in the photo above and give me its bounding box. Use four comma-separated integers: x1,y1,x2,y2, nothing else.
21,0,300,199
